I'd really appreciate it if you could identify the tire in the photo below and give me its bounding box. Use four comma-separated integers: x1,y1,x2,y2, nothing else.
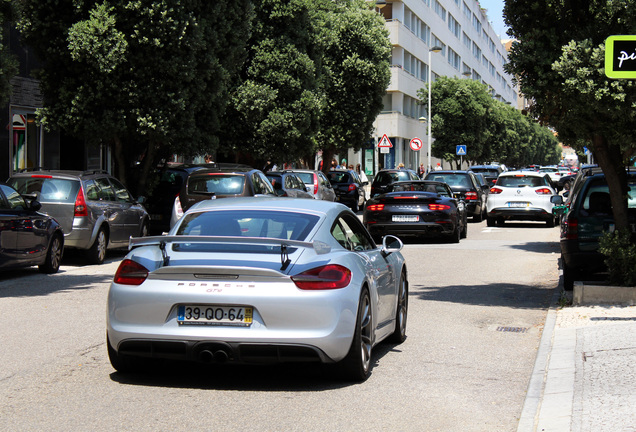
496,218,505,227
339,287,373,382
139,219,149,237
449,225,461,243
388,271,408,344
351,197,359,213
39,234,63,274
562,259,575,291
107,334,146,373
460,220,468,238
487,216,495,227
473,208,483,222
546,215,555,228
87,227,108,265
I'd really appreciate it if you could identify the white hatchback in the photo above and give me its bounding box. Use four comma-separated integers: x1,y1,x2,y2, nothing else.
486,171,559,227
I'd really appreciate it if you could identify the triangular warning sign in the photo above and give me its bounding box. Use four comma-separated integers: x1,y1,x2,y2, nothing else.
378,134,393,148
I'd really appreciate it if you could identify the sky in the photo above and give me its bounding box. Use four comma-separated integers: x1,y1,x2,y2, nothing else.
476,0,510,39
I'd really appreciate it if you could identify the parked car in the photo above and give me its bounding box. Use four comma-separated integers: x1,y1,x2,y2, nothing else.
289,169,336,201
539,166,562,186
143,163,212,234
486,171,559,227
0,183,64,273
425,170,488,221
468,165,505,186
557,170,636,290
107,197,408,382
8,169,149,264
170,166,275,229
326,169,367,212
370,169,420,198
265,171,315,199
363,180,467,243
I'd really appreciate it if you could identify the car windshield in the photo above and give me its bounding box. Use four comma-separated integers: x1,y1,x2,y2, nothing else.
187,174,246,195
9,177,80,203
327,172,351,184
174,210,320,253
429,174,472,188
497,175,547,187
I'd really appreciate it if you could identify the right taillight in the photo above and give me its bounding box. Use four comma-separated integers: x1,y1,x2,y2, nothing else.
465,191,478,200
489,187,503,194
313,175,319,195
113,259,149,285
291,265,352,290
74,187,88,216
174,194,183,218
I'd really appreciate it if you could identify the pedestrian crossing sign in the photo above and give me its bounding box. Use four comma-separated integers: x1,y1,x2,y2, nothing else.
456,145,467,156
378,134,393,148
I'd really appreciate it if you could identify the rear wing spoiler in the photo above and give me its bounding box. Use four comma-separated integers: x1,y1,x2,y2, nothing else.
129,235,331,255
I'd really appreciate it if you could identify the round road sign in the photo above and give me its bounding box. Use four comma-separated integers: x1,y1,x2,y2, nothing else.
409,137,423,151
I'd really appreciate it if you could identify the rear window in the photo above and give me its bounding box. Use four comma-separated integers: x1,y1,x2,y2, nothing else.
9,177,80,203
187,174,246,195
471,169,499,177
173,210,320,253
497,175,547,188
374,171,412,186
327,172,351,184
581,179,636,212
389,182,451,196
295,172,314,184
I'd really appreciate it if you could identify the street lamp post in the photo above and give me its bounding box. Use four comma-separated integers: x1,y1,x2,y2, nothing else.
427,46,442,173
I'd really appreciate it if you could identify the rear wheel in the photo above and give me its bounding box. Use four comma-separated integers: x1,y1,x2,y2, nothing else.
449,225,461,243
87,228,108,264
39,234,63,274
388,271,408,344
460,220,468,238
473,208,483,222
339,287,373,381
487,216,496,227
546,215,556,228
562,259,576,291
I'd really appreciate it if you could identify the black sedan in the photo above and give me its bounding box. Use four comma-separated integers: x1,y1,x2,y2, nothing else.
327,169,367,212
0,183,64,273
363,181,467,243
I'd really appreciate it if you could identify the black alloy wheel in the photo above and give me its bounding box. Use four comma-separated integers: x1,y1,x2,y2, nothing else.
340,287,373,381
388,271,408,344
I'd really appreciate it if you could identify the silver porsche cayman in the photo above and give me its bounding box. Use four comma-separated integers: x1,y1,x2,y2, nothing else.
107,197,408,381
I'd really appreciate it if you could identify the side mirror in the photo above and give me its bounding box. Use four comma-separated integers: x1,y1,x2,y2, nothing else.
305,186,311,192
381,235,403,257
29,199,42,212
550,195,563,205
136,196,146,204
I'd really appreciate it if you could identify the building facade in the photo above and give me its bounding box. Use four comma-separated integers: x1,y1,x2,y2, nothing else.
350,0,517,175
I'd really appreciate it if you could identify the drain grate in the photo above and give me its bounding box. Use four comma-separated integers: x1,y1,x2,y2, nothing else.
497,326,529,333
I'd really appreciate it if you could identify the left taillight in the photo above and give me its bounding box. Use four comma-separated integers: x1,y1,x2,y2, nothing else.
465,191,478,200
367,204,385,211
113,259,149,285
348,184,356,192
291,264,352,290
535,188,552,195
428,203,450,211
489,187,503,194
313,175,319,195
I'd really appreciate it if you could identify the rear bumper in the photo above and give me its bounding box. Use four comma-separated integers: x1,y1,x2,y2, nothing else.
365,221,454,237
488,207,553,221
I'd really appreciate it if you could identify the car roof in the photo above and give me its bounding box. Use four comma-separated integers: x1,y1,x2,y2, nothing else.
430,170,471,175
499,170,546,177
469,165,500,169
10,169,111,180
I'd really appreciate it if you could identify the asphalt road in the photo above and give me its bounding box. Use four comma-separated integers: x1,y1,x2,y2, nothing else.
0,220,560,431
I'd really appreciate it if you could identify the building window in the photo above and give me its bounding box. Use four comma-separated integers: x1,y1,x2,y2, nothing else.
472,13,481,33
462,32,471,48
432,34,446,56
448,14,460,38
463,1,471,19
448,48,460,70
434,0,447,21
472,41,481,59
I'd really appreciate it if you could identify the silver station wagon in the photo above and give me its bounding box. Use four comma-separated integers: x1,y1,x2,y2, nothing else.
8,170,149,264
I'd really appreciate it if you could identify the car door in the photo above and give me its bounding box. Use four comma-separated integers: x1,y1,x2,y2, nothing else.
0,186,17,268
92,176,124,243
108,177,145,242
333,213,395,330
318,172,336,201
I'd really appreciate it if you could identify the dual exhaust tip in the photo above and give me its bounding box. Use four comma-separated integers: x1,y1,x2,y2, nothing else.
197,343,232,364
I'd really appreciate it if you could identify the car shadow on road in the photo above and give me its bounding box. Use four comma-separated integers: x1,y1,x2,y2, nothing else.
108,341,402,391
409,282,555,310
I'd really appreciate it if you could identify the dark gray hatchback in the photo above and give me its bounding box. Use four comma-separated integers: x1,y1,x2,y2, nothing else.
8,170,149,264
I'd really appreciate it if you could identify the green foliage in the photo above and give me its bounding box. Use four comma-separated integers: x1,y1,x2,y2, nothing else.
599,229,636,286
17,0,253,192
418,76,559,168
0,0,18,103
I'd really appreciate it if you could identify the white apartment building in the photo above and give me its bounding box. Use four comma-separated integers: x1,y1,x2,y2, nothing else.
352,0,517,175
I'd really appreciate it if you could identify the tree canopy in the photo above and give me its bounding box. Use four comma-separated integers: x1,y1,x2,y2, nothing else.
0,0,18,103
504,0,636,230
418,76,559,169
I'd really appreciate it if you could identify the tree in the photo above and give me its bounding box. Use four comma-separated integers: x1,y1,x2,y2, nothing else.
314,0,391,173
504,0,636,230
0,0,18,103
16,1,253,195
418,77,494,168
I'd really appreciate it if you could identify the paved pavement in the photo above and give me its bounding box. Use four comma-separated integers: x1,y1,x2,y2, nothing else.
517,290,636,432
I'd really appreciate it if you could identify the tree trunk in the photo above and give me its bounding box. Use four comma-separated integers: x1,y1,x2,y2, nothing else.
113,137,128,186
136,140,156,198
321,148,334,175
591,134,630,231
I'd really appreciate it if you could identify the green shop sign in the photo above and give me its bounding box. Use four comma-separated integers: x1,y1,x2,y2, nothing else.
605,35,636,79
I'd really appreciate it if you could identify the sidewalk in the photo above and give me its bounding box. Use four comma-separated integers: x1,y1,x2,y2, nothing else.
517,290,636,431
